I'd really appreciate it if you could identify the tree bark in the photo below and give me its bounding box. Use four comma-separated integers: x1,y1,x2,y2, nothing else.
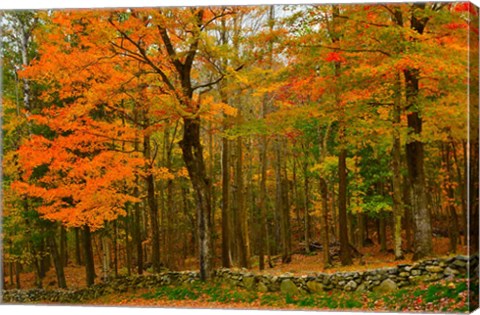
113,221,118,278
234,124,249,268
443,143,459,253
303,162,310,254
320,178,331,268
74,228,83,265
144,134,161,273
179,117,213,281
281,176,292,263
338,145,352,265
404,70,433,260
124,210,132,276
274,139,291,264
258,132,268,270
221,130,231,268
15,262,21,289
392,72,404,260
60,226,68,267
403,3,433,261
452,141,467,245
83,225,96,287
48,231,67,289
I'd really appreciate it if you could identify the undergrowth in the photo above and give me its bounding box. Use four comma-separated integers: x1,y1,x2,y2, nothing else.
130,277,471,312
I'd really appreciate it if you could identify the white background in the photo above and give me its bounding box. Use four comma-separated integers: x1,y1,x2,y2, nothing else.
1,1,479,315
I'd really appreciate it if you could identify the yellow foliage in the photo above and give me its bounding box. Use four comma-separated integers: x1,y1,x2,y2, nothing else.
176,167,190,178
152,167,175,180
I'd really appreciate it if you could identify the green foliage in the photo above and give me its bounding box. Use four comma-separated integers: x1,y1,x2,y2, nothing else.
141,286,200,301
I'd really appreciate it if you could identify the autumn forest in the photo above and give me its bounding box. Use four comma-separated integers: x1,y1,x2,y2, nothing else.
1,2,479,309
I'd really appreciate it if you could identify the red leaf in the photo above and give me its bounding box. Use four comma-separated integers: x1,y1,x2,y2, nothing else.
454,2,478,16
324,51,345,63
445,22,467,30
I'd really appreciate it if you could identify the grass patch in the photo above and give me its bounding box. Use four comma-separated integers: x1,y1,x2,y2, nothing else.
141,286,199,300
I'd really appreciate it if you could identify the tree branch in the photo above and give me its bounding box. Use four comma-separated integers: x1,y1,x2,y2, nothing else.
299,44,391,57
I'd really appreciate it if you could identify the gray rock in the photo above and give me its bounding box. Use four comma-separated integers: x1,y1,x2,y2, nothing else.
257,282,269,293
356,283,367,292
409,275,423,283
426,265,443,273
456,255,469,261
280,279,299,296
444,267,460,275
344,280,358,291
373,279,398,293
280,272,293,278
452,260,467,268
306,281,324,293
387,267,398,274
243,277,256,290
322,277,331,285
411,269,422,276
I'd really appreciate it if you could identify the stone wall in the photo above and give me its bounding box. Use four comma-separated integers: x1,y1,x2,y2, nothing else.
215,255,477,296
2,255,477,303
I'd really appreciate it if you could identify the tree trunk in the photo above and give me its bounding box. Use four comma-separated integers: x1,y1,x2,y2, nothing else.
124,210,132,276
320,178,331,268
15,262,21,289
379,215,387,253
144,134,161,273
113,221,118,278
101,235,109,282
258,132,268,270
9,261,14,289
38,237,47,279
83,225,96,287
404,70,433,260
392,72,404,260
234,128,248,268
74,228,83,265
281,176,292,263
60,226,68,267
48,231,67,289
275,139,291,264
303,163,310,254
452,141,467,245
470,140,479,254
403,3,433,261
442,143,459,253
221,132,231,268
179,117,213,281
134,183,143,275
31,247,43,289
338,146,352,265
331,4,351,265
